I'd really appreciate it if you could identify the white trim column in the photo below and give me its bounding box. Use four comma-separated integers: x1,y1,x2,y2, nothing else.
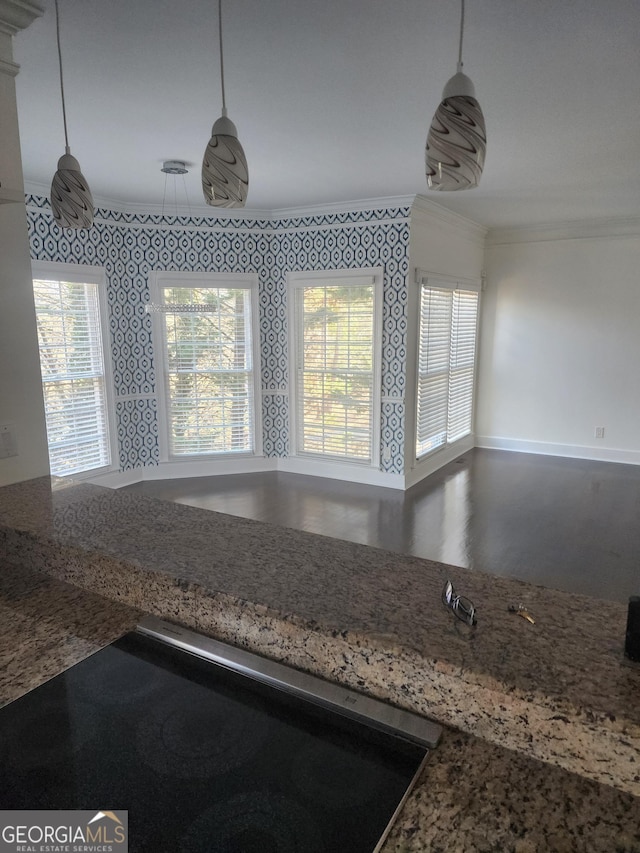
0,0,50,485
0,0,45,203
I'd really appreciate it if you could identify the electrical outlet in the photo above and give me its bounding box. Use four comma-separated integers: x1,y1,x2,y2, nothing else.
0,423,18,459
595,426,605,439
382,446,391,462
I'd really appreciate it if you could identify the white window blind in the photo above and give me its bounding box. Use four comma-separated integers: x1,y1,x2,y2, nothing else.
448,290,479,442
294,279,376,462
160,285,255,456
416,282,479,459
33,277,111,476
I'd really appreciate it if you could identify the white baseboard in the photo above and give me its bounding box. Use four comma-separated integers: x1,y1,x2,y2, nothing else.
475,435,640,466
89,436,640,492
404,434,475,490
143,456,274,481
87,468,143,488
92,455,405,490
277,456,405,489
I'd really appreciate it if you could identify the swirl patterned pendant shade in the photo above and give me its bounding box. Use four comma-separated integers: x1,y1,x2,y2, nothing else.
202,0,249,208
50,0,94,229
426,72,486,191
51,150,94,228
202,113,248,208
426,0,486,192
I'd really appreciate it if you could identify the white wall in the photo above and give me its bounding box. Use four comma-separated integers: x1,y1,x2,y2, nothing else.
476,229,640,464
0,19,49,485
404,196,486,486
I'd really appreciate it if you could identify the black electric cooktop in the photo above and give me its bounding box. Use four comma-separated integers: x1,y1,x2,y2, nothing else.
0,619,441,852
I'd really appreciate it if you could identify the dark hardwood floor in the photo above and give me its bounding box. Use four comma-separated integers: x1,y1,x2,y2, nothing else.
122,448,640,603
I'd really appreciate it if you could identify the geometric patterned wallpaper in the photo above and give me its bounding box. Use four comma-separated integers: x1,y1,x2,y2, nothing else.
27,195,411,475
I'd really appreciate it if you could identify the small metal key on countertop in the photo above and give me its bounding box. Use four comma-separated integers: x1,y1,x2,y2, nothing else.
508,604,535,624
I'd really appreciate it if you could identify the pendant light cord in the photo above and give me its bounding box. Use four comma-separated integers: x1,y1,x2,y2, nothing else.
218,0,227,115
457,0,465,72
54,0,70,153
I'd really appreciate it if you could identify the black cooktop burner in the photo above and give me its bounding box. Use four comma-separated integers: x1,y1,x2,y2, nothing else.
182,791,324,853
137,688,268,779
0,627,432,853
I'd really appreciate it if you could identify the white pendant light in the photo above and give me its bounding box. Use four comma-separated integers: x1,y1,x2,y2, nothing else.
202,0,249,208
426,0,486,191
50,0,94,229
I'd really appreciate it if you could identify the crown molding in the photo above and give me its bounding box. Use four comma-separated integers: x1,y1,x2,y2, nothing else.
25,182,489,239
0,0,44,37
487,217,640,246
411,194,487,244
0,53,18,75
24,183,416,221
272,194,415,219
24,181,256,220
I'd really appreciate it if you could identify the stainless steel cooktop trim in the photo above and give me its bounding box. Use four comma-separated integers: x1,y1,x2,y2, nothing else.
136,615,443,749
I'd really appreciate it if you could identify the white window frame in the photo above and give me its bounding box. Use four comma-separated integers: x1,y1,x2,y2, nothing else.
288,267,383,468
31,261,117,478
414,271,481,462
150,271,262,462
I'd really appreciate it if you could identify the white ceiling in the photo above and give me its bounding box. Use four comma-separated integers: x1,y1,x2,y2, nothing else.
12,0,640,229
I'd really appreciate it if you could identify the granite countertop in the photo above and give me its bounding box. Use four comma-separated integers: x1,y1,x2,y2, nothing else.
1,559,639,853
0,561,139,708
0,476,639,801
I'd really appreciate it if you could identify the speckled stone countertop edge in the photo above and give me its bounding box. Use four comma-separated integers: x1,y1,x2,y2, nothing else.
2,521,637,712
0,522,618,707
2,522,639,798
189,585,640,797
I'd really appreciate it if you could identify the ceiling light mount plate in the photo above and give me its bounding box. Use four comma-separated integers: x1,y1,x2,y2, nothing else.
161,160,189,175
